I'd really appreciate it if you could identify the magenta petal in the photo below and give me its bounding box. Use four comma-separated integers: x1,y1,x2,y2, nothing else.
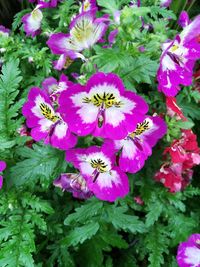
87,72,125,95
85,166,129,202
0,161,6,172
178,11,190,28
47,33,71,55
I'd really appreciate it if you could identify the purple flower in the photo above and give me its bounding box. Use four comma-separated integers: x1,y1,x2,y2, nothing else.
177,233,200,267
178,11,190,28
29,0,59,8
157,15,200,96
59,72,148,140
42,73,74,103
79,0,97,13
22,6,43,37
54,173,94,199
103,115,167,173
0,161,6,189
47,10,107,58
0,25,10,37
66,146,129,202
22,87,77,150
160,0,172,7
130,0,141,7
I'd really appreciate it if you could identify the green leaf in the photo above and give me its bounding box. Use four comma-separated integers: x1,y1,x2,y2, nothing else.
64,199,103,225
61,223,100,247
178,102,200,120
105,206,146,233
77,238,104,267
145,202,163,227
93,47,133,73
150,6,176,20
121,56,158,87
146,225,169,267
0,59,23,150
10,143,66,186
100,231,128,249
176,120,194,129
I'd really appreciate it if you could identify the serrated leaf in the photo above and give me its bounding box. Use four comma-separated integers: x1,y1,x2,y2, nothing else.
10,144,65,186
64,199,103,225
106,206,146,233
61,223,99,247
121,56,158,87
145,202,163,227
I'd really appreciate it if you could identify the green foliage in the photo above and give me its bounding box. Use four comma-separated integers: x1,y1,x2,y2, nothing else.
0,190,53,267
10,143,66,186
0,0,200,266
0,60,23,150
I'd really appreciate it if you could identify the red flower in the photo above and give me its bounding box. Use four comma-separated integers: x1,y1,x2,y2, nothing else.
155,163,192,193
166,97,186,121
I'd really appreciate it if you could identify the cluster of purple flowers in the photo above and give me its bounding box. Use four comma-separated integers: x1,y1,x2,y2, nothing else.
157,12,200,96
23,72,167,202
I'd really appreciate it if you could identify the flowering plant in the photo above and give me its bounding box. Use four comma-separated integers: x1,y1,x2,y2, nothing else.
0,0,200,266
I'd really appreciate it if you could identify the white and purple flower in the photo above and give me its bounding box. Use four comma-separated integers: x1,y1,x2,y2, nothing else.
177,233,200,267
66,146,129,202
160,0,172,7
0,161,6,189
54,173,94,199
22,5,43,37
42,73,73,103
104,115,167,173
0,25,10,37
157,15,200,96
22,87,77,150
79,0,97,13
59,72,148,140
47,10,107,59
29,0,59,8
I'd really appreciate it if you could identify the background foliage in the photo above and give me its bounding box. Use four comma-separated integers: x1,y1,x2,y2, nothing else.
0,0,200,266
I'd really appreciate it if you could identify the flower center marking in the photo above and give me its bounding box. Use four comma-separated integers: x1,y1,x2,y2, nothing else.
196,239,200,249
83,92,122,108
170,44,179,52
72,19,93,42
90,158,108,182
129,119,150,139
83,92,123,128
83,1,91,11
39,103,59,122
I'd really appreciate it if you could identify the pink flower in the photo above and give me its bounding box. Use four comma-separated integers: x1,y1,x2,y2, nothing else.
22,6,43,37
157,15,200,96
59,72,148,140
66,146,129,202
104,115,167,173
177,233,200,267
134,196,144,205
47,10,107,64
22,87,77,150
0,161,6,189
42,74,73,103
54,173,94,199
